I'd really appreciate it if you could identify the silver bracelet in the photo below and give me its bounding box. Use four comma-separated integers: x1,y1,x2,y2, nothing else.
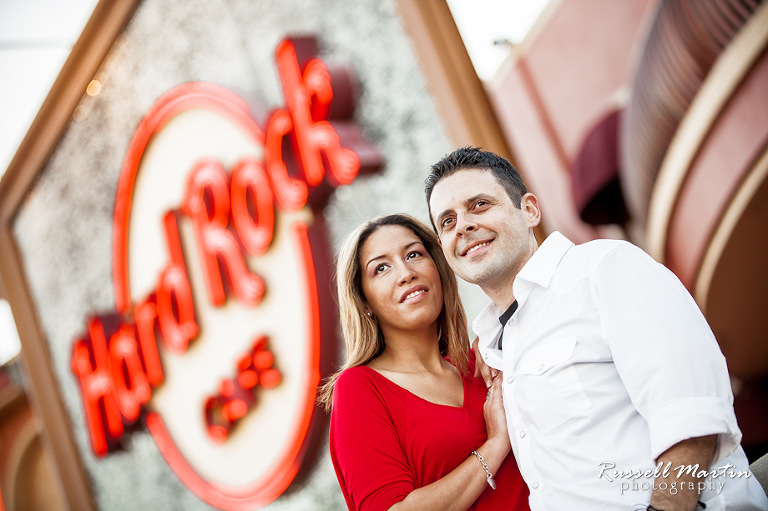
470,450,497,490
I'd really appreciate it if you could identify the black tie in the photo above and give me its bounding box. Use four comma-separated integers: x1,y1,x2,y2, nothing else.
496,300,518,350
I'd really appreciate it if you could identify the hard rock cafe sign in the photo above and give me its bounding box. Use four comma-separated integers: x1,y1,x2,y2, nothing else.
70,36,382,509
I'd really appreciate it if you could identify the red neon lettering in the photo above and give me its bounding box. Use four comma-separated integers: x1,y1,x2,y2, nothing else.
157,263,198,354
71,317,124,456
274,40,361,188
157,211,199,353
230,157,275,256
109,324,151,423
265,109,309,211
183,160,265,306
204,336,281,443
134,298,164,387
277,41,328,187
77,37,385,465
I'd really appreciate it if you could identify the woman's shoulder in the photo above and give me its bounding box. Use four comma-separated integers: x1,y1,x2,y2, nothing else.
332,365,404,418
336,364,375,384
333,366,381,400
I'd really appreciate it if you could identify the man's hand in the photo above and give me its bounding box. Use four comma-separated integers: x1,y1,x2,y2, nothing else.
472,337,498,387
649,435,717,511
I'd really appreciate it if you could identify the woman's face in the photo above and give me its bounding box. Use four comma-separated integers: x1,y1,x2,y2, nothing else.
359,225,444,337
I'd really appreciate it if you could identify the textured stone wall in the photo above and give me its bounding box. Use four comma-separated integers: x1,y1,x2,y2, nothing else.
12,0,485,509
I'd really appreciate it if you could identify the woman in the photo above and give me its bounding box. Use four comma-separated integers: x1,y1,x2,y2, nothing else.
317,214,529,510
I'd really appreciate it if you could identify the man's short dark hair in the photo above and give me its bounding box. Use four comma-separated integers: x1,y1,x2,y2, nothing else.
425,146,527,229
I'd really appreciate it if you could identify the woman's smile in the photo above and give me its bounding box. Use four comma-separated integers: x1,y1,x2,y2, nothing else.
359,225,443,334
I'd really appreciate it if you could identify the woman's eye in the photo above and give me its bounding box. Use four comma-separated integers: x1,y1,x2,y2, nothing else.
374,264,387,274
406,251,422,260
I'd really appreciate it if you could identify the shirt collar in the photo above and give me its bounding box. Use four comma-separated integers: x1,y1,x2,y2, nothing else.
514,230,573,290
473,301,502,340
472,231,573,345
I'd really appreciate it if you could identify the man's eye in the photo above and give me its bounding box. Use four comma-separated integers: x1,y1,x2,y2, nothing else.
474,200,488,209
441,217,454,229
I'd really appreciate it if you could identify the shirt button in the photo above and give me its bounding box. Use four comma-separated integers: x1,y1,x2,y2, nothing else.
519,431,526,438
532,482,540,489
506,376,514,384
538,363,545,372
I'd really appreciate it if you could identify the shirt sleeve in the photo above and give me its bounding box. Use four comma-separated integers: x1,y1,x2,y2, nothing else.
330,368,415,510
592,242,741,462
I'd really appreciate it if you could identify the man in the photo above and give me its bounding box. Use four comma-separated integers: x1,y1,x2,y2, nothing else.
425,146,768,510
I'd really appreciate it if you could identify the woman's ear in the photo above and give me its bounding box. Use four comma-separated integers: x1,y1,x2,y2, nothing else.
521,193,541,228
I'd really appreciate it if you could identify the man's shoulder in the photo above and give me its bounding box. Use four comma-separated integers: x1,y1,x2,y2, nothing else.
553,237,654,281
575,236,630,253
568,237,647,264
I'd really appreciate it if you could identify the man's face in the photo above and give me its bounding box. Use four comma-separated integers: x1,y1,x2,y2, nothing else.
429,168,539,292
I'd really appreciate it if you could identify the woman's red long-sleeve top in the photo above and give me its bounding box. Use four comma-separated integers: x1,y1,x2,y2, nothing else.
329,355,529,510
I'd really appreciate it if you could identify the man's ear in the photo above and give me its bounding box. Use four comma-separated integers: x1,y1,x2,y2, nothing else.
521,193,542,228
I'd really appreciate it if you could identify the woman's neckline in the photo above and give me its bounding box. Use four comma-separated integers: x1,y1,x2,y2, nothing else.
359,364,468,410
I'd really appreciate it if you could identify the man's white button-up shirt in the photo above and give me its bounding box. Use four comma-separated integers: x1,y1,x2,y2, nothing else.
474,231,768,510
